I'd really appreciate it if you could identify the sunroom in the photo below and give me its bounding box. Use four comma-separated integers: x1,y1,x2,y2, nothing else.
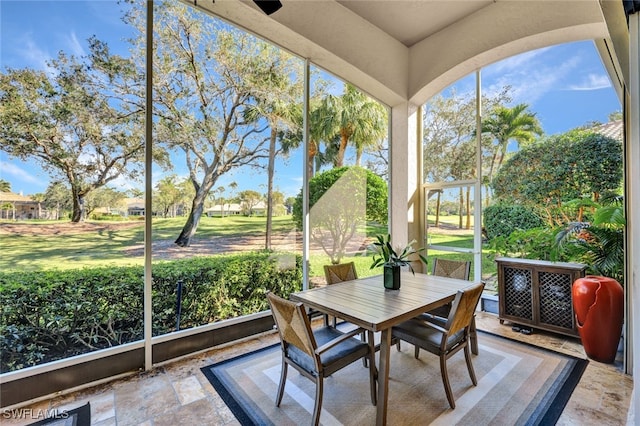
1,0,638,424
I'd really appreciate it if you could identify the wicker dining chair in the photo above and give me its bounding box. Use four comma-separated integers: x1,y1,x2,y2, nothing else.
392,282,485,409
318,262,358,327
266,291,377,426
426,258,479,355
433,258,472,281
396,258,479,355
428,258,472,318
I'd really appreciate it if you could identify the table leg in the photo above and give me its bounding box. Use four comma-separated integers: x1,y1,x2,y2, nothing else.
376,329,391,426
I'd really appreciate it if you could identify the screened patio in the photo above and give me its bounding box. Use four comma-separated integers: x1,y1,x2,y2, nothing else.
1,0,639,423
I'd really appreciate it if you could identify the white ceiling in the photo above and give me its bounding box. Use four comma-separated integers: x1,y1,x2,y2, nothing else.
200,0,622,105
336,0,493,47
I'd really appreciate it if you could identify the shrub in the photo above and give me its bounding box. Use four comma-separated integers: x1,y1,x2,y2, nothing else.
292,166,387,264
484,204,544,240
492,130,622,206
0,252,301,372
488,227,561,261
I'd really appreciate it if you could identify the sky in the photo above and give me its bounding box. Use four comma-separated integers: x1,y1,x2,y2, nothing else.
0,1,622,198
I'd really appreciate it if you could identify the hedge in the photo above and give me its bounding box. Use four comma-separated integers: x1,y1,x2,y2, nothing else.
0,251,302,372
484,204,544,240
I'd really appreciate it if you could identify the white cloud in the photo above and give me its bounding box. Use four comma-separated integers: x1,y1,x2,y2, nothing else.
0,161,42,185
568,74,612,91
486,46,552,74
20,37,54,73
483,54,581,104
65,31,86,58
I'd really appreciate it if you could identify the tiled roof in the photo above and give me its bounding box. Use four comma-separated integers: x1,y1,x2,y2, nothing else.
0,191,34,202
592,120,623,141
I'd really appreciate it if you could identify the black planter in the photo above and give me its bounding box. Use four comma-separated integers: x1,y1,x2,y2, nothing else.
384,265,401,290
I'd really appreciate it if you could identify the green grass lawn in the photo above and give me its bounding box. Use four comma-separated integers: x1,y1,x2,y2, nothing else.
0,216,297,272
0,215,498,282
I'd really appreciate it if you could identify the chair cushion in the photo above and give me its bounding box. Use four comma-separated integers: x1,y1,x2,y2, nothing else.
287,326,369,374
392,317,465,354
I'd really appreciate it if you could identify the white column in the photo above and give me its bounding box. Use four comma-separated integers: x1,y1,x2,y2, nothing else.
389,102,420,251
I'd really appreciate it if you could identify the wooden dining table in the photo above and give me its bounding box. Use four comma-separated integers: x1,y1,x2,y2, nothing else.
290,271,477,426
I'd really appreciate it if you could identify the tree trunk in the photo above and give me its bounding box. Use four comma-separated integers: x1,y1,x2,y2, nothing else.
175,188,209,247
335,132,349,167
71,190,83,223
265,128,277,250
355,147,363,166
308,140,317,180
487,151,498,186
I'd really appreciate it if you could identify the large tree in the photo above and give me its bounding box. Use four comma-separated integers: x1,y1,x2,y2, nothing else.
126,2,290,246
0,45,144,222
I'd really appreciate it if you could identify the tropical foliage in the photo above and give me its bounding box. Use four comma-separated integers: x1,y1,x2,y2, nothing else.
555,200,625,283
492,130,622,225
369,233,427,273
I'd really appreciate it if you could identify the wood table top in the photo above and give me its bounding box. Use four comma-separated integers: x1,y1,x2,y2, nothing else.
290,271,476,332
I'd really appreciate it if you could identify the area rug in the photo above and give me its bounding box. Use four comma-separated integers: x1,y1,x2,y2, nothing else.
27,402,90,426
201,331,587,425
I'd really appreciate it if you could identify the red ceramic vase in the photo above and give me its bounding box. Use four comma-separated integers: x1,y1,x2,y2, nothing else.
572,276,624,363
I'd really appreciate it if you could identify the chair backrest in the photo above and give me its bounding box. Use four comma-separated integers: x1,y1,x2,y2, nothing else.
266,292,317,359
446,283,485,335
323,262,358,285
432,258,471,281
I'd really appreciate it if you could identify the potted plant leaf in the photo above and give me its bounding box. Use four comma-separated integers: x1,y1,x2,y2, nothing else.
369,234,428,290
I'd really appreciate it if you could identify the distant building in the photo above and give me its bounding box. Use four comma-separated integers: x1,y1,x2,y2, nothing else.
205,201,272,217
0,192,52,220
125,198,146,217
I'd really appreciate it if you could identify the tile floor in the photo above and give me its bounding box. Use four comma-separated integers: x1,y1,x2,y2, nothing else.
0,311,632,426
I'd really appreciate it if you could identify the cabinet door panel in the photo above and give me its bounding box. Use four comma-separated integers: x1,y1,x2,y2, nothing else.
503,266,533,321
538,270,574,330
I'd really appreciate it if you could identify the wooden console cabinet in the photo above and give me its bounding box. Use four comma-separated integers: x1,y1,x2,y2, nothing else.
496,257,587,337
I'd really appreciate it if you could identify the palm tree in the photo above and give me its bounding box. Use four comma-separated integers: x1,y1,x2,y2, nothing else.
215,186,225,217
0,179,11,192
555,199,625,283
243,48,301,249
318,84,388,167
482,103,543,185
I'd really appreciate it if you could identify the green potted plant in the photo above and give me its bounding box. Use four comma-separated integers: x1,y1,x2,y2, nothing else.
369,234,428,290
